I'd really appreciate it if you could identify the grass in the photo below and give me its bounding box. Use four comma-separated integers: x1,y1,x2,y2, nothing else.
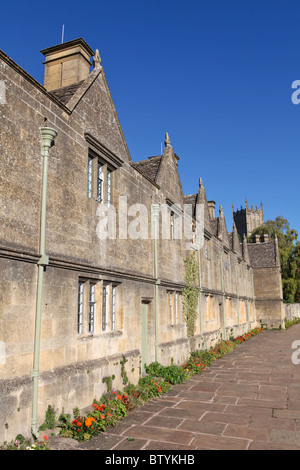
285,317,300,328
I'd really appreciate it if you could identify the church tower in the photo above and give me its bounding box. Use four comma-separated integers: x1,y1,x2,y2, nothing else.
233,200,264,241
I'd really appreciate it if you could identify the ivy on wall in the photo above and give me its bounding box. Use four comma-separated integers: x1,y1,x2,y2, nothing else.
183,251,199,351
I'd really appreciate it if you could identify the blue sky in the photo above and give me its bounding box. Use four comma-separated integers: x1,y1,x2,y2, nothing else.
1,0,299,237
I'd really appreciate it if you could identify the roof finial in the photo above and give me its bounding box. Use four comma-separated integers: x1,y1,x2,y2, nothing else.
199,177,203,187
164,132,171,147
93,49,102,68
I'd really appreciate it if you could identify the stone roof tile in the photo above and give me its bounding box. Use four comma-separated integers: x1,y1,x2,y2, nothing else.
248,242,277,268
49,80,85,105
132,155,162,182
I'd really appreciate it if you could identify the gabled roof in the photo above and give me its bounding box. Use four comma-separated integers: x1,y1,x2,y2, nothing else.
47,61,132,163
242,234,251,265
216,206,230,248
132,133,185,202
231,221,243,257
50,80,85,105
154,133,185,205
197,179,214,236
132,155,162,183
183,194,197,216
183,179,217,237
248,240,278,268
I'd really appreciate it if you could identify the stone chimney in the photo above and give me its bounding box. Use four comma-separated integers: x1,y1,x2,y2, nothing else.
41,38,94,91
207,201,216,219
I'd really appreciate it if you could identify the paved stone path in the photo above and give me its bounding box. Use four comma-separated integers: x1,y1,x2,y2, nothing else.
49,325,300,450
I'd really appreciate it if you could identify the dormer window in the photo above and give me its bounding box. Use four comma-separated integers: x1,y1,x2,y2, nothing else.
88,153,114,205
165,199,182,242
85,132,123,205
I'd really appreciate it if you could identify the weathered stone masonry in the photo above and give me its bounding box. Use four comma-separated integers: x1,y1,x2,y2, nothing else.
0,38,284,441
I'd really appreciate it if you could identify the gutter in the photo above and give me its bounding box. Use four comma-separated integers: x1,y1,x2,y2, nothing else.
31,126,57,438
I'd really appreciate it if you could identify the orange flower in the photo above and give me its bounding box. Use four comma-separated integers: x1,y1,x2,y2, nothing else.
85,417,96,428
117,395,122,401
100,414,105,419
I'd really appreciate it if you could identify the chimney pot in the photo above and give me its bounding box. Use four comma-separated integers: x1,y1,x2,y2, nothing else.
207,200,216,219
41,38,94,91
262,233,269,242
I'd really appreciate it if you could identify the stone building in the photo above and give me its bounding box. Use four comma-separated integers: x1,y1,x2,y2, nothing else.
0,38,285,442
233,200,264,241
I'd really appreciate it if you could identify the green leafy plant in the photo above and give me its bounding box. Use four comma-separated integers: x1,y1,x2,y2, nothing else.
120,355,129,385
58,392,130,442
0,434,50,450
285,317,300,328
39,405,57,431
145,361,189,384
183,252,199,351
102,375,115,395
135,377,171,402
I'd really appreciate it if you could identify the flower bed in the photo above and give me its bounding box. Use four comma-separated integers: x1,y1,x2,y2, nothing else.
55,327,264,442
231,327,263,344
0,434,50,451
1,327,264,448
58,377,171,442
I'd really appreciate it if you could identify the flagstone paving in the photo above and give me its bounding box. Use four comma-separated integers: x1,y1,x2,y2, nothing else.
49,324,300,450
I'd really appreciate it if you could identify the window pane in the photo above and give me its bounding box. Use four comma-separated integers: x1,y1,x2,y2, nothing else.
88,157,93,198
97,162,103,202
107,170,111,206
178,293,182,323
169,292,173,325
112,286,116,331
88,283,95,334
78,281,84,334
102,285,107,331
